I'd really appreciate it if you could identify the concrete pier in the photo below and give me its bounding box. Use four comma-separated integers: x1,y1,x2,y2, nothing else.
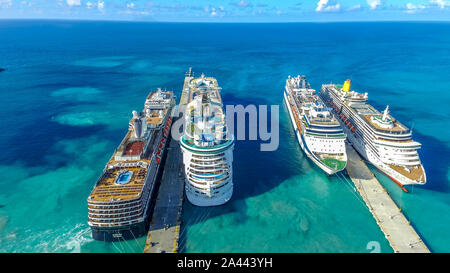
345,145,430,253
143,68,193,253
143,138,184,253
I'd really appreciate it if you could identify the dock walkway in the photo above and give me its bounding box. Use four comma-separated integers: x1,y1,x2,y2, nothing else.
143,138,184,253
345,145,430,253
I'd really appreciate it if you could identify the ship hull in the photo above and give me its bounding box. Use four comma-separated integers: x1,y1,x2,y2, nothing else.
283,91,343,175
91,221,147,242
186,185,233,207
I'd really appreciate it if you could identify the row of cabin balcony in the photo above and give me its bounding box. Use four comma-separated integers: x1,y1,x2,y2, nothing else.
88,200,141,208
88,209,143,220
188,167,230,175
191,153,226,160
188,173,231,183
88,205,141,214
88,216,142,225
189,163,229,171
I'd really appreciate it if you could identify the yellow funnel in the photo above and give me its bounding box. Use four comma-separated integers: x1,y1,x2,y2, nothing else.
343,79,351,92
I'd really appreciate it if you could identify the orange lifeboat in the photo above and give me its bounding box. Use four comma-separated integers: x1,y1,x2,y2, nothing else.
351,127,356,133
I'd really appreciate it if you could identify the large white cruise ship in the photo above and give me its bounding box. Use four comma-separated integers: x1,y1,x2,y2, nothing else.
319,79,426,189
87,89,175,241
179,73,234,206
284,75,347,175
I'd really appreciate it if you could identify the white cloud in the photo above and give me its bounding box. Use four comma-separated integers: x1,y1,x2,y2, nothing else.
126,2,134,9
66,0,81,7
347,4,361,11
430,0,450,8
20,1,32,7
204,5,225,17
210,7,217,16
316,0,341,12
276,10,283,15
405,2,426,13
0,0,12,8
97,0,104,11
86,0,103,11
237,1,250,7
367,0,381,10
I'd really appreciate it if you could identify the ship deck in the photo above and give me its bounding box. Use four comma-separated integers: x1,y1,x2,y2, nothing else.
389,164,425,181
292,92,340,127
361,114,408,133
146,108,168,126
88,159,151,202
124,141,145,156
188,76,222,105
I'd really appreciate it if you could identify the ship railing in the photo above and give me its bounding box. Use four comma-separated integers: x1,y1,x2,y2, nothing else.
88,209,143,220
188,173,231,183
88,204,141,213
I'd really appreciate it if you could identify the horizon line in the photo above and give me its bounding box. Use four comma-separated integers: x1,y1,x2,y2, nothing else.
1,18,450,24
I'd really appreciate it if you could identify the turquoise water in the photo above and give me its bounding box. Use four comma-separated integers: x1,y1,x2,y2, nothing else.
0,21,449,253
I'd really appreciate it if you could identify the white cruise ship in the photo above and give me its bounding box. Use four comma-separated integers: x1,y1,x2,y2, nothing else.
319,79,426,189
284,75,347,174
179,73,234,206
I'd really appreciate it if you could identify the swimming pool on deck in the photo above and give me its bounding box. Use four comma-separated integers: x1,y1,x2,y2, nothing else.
115,171,133,185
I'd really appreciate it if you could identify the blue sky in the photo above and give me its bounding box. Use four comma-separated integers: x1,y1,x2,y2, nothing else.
0,0,449,21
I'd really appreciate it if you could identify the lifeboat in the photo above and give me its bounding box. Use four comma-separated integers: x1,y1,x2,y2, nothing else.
345,120,350,125
156,149,161,155
348,123,352,128
159,143,163,149
156,156,161,164
351,127,356,133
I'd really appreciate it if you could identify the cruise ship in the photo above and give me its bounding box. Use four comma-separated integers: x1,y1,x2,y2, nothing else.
179,73,234,207
284,75,347,175
319,79,426,188
87,89,175,241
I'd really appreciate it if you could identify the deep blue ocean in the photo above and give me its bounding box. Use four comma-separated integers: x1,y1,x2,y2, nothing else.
0,20,449,253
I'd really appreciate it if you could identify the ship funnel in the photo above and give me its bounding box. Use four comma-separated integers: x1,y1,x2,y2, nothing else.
343,79,351,92
133,117,143,138
131,111,144,138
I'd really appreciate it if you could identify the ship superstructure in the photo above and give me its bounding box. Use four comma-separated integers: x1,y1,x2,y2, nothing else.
319,79,426,187
284,75,347,174
87,89,175,241
180,73,234,207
